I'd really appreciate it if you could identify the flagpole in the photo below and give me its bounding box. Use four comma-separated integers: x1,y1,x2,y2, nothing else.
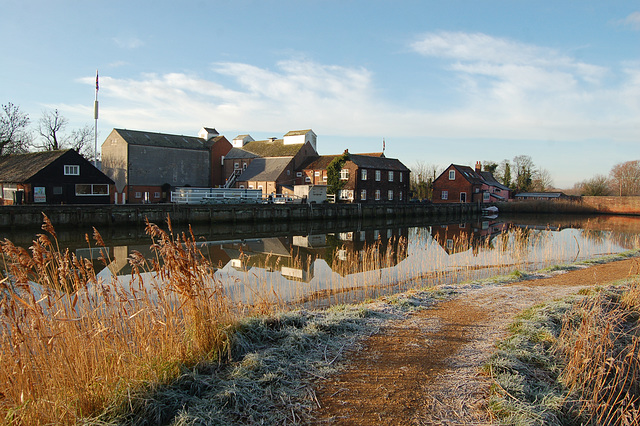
94,69,99,168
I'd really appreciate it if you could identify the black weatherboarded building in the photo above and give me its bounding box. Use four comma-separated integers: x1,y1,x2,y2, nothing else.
0,149,114,205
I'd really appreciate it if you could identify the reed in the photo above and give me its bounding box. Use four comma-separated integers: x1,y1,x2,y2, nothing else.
0,215,234,424
556,279,640,425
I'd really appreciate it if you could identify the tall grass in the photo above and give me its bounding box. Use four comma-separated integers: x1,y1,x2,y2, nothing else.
0,215,234,424
557,279,640,425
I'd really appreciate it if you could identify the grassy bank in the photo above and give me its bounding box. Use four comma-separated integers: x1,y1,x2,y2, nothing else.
496,200,599,215
486,275,640,425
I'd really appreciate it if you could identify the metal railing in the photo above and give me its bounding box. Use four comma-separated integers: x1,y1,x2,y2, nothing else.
171,187,263,204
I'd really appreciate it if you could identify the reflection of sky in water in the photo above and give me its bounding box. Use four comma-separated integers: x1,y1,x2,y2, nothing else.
95,218,638,308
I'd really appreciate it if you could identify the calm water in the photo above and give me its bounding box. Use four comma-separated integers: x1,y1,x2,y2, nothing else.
4,214,640,307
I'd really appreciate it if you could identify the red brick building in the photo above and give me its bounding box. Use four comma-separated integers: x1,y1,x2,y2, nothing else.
432,162,512,204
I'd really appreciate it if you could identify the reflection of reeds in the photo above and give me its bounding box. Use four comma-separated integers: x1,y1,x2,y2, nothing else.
0,215,234,424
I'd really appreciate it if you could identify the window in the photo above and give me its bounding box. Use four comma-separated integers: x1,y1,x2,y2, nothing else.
389,171,394,182
296,172,302,177
154,192,160,198
76,184,109,196
323,175,327,181
243,163,248,170
340,169,349,180
220,155,225,166
234,162,240,169
483,192,490,202
375,170,381,181
53,186,63,195
64,165,79,176
449,170,455,180
460,192,467,203
361,169,367,180
305,176,311,182
249,185,254,189
135,192,142,198
375,190,381,200
399,172,403,183
314,171,320,177
287,170,290,175
442,190,448,200
475,188,480,193
388,190,393,201
399,191,403,201
361,189,367,200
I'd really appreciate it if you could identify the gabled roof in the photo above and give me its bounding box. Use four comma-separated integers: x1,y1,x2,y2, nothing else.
302,155,337,170
113,129,207,150
225,147,260,160
237,157,293,182
0,150,69,182
448,164,485,184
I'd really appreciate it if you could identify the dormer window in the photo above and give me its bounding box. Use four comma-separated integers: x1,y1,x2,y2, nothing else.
64,165,79,176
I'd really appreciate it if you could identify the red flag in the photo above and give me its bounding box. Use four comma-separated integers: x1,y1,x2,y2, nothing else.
96,70,99,91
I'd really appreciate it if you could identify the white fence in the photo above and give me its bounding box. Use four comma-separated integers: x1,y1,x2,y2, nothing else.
171,187,263,204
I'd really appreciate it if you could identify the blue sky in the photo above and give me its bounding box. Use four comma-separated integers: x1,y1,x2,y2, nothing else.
1,1,638,188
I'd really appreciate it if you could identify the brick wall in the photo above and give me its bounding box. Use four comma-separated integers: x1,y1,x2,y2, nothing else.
581,196,640,215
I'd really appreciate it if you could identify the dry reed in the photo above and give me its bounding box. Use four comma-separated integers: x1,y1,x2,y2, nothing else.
0,215,234,424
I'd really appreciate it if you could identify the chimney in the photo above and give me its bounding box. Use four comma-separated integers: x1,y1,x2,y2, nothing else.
475,161,481,173
268,137,277,143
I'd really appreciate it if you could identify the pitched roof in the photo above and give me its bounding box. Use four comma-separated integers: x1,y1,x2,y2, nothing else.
235,139,305,158
237,157,293,182
225,147,260,160
349,154,410,171
113,129,207,150
451,164,484,184
302,155,337,170
284,129,314,137
0,150,69,182
479,171,510,191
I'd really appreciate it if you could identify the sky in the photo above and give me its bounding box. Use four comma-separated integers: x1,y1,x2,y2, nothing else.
1,1,638,188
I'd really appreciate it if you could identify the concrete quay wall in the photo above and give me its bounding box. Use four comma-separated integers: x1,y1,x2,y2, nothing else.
0,202,480,229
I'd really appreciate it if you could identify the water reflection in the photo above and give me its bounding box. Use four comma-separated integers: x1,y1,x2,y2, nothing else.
62,215,638,308
5,214,639,308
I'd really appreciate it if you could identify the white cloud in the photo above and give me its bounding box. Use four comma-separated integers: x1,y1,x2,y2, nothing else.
112,36,144,49
618,11,640,30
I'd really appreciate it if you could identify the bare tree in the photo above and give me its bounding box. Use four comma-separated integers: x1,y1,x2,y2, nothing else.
610,160,640,196
577,175,612,196
512,155,535,192
410,161,442,200
0,102,31,155
531,168,554,192
34,109,95,160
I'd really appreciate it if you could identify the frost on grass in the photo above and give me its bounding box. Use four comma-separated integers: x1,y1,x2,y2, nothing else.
87,305,385,425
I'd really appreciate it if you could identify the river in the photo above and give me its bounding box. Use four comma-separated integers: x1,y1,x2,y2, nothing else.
3,214,639,308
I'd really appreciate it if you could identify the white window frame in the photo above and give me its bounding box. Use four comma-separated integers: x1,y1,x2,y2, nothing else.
389,171,394,182
388,190,393,201
449,170,455,180
375,190,381,200
375,170,381,181
361,189,367,200
442,190,448,200
483,192,490,202
314,171,320,177
64,165,80,176
399,172,403,183
75,184,109,196
296,171,302,177
361,169,367,180
340,169,349,180
234,162,240,170
305,176,311,183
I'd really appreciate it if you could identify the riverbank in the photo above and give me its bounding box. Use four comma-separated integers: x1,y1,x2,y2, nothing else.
0,202,480,229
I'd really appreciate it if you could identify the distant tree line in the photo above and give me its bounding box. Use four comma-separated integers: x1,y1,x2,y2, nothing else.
574,160,640,196
0,102,95,160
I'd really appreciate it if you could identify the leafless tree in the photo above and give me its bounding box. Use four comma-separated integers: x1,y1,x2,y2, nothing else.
410,161,443,200
576,175,612,196
610,160,640,196
531,168,554,192
34,109,95,160
0,102,31,155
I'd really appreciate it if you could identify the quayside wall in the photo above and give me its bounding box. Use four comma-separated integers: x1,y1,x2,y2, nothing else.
0,202,480,229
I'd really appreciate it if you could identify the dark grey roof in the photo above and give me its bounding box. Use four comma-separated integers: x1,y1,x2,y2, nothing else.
516,192,566,198
349,154,410,172
114,128,207,150
225,147,260,160
0,150,68,182
479,171,511,191
237,157,292,182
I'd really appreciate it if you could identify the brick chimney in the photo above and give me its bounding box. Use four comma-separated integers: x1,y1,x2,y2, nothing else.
475,161,482,172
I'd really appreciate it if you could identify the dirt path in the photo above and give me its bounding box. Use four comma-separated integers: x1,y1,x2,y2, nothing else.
312,258,640,425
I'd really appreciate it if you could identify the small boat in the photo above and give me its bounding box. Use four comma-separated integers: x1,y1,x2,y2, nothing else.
482,205,499,218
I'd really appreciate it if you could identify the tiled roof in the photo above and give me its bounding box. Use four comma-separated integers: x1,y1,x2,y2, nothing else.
479,171,510,191
284,129,314,137
225,147,260,160
302,155,337,170
240,139,305,157
237,157,293,182
349,154,410,171
451,164,484,184
0,150,69,182
113,129,207,150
